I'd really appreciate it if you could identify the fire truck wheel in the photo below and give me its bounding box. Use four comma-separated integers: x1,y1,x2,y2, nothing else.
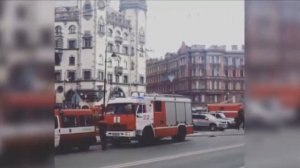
140,127,154,145
209,124,217,131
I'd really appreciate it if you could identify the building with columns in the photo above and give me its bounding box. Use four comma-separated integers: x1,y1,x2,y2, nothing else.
146,43,245,108
55,0,147,107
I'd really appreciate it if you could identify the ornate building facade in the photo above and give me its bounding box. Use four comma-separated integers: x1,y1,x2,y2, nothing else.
146,43,245,108
55,0,147,106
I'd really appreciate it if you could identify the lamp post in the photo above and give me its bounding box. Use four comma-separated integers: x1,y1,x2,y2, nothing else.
103,45,117,112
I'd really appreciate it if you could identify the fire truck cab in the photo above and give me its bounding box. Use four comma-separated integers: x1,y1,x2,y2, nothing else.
104,94,193,145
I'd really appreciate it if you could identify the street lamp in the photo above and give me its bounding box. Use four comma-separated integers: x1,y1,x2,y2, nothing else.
226,92,230,102
103,45,117,112
168,74,175,94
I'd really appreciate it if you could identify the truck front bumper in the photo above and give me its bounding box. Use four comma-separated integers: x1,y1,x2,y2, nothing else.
106,131,136,138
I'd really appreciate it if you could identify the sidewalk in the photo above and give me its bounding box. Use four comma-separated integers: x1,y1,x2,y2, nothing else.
188,129,245,137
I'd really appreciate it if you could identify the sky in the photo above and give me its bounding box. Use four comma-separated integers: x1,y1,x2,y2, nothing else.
56,0,244,59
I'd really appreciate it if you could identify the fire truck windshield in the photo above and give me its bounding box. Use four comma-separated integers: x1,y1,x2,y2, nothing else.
106,103,137,115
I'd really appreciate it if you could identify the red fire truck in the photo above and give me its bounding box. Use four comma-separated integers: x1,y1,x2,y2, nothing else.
207,103,243,118
54,109,98,151
104,94,193,145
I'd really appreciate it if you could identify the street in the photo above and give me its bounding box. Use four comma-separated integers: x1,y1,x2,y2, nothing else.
55,130,244,168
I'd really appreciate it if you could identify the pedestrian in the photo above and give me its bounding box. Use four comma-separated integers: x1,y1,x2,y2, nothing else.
98,120,108,151
235,108,244,130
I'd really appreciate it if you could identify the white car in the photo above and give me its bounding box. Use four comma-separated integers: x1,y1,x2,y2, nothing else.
210,112,236,128
192,113,228,131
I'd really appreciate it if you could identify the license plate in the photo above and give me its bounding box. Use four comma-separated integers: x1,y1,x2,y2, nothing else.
111,132,120,136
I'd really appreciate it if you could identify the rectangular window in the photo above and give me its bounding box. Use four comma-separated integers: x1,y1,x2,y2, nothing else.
123,46,128,55
55,53,61,66
68,40,76,49
108,43,113,52
98,71,104,81
137,105,147,114
115,75,120,83
63,116,77,128
123,75,128,84
15,29,28,49
67,71,76,81
108,74,113,83
83,70,91,80
154,101,162,112
131,47,135,56
79,116,93,126
55,39,63,49
201,95,205,103
83,37,92,48
55,71,61,81
140,76,144,84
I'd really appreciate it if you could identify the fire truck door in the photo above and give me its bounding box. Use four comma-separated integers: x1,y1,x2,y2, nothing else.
136,104,152,131
54,116,60,148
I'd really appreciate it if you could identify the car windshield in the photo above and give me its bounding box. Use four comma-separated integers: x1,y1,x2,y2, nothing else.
217,113,226,119
205,114,217,120
106,103,137,115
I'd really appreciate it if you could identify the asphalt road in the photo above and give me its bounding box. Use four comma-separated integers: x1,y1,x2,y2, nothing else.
55,130,244,168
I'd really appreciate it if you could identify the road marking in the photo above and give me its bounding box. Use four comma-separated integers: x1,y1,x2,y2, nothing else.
99,144,244,168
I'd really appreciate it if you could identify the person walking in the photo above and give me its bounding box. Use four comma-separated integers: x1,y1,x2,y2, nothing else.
98,120,108,151
235,108,245,130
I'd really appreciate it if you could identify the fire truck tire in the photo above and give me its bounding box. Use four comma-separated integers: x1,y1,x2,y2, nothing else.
209,124,217,131
172,126,186,142
140,127,154,145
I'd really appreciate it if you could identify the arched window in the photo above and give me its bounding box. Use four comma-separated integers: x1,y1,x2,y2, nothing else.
69,56,75,65
83,1,92,19
98,17,105,34
69,25,76,34
108,28,113,37
116,30,121,37
55,26,62,34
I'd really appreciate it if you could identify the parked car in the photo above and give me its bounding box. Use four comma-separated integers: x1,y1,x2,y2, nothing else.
192,113,228,131
210,112,236,128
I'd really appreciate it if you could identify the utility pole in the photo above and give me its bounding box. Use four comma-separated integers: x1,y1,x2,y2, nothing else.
77,0,82,90
103,44,117,111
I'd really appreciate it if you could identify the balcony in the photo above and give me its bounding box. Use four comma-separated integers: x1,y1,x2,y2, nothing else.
115,66,123,76
115,36,123,44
